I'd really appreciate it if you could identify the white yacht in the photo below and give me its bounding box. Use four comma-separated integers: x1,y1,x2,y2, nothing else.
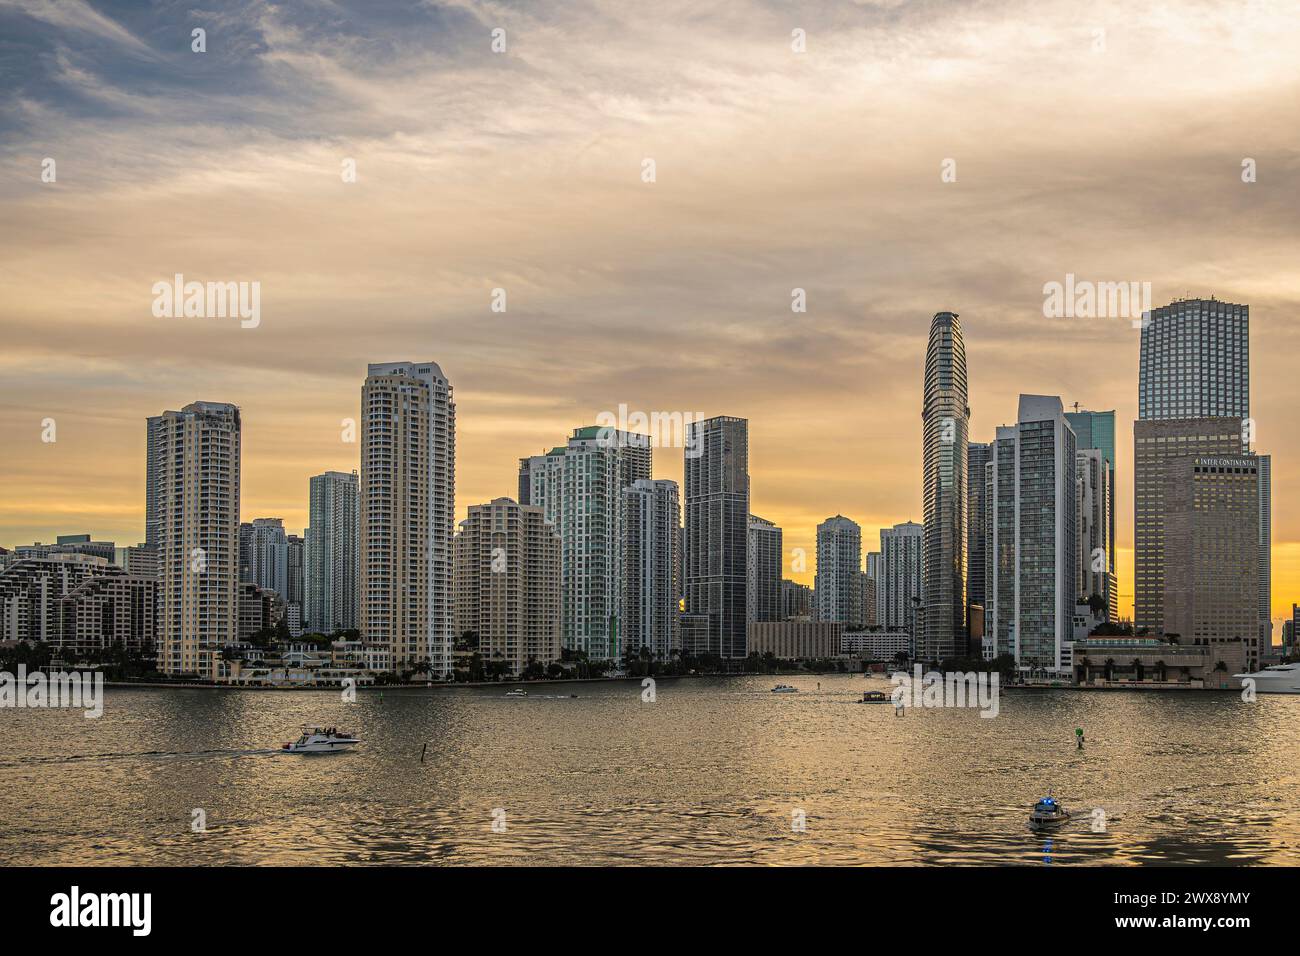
1233,664,1300,694
771,684,798,694
282,727,360,754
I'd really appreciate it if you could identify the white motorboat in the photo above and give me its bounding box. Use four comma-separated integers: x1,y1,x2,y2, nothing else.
282,726,360,754
771,684,798,694
1233,664,1300,694
1028,795,1070,830
504,688,528,698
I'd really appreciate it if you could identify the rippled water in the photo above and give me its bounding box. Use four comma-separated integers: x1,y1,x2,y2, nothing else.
1,674,1297,865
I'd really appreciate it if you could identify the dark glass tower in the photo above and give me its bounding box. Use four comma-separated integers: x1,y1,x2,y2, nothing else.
921,312,969,662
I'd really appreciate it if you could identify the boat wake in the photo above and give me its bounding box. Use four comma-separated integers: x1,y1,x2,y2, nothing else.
0,748,283,768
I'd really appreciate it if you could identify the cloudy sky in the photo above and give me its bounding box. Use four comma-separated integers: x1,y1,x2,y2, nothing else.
2,0,1298,631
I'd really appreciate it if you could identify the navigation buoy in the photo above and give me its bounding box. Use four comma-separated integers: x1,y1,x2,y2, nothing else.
1075,727,1084,749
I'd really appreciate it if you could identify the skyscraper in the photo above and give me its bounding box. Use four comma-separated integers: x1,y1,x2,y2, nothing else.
1076,448,1115,617
1064,408,1117,618
966,442,992,616
622,479,681,662
453,497,561,676
519,425,651,660
306,470,359,636
1134,418,1248,633
747,515,783,623
921,311,969,661
360,361,456,678
1258,454,1272,651
1138,299,1249,420
145,416,163,549
1164,455,1260,670
154,402,241,677
985,396,1077,673
248,517,289,597
878,521,923,637
1135,298,1254,637
814,515,862,624
685,416,749,659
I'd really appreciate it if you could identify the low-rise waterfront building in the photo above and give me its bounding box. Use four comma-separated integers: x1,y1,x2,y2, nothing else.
841,629,910,662
747,621,842,660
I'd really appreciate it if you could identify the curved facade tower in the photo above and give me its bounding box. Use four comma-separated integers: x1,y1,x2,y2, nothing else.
920,312,969,662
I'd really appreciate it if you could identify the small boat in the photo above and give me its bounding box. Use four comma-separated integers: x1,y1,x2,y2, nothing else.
1028,795,1070,830
771,684,798,694
282,726,360,754
857,690,890,703
504,688,528,698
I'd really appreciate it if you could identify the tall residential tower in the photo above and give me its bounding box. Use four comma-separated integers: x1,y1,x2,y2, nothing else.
920,311,969,661
360,361,456,677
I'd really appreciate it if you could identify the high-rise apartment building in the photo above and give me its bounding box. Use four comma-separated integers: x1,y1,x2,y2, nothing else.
878,521,923,639
985,396,1077,673
360,362,456,677
921,311,969,661
966,442,992,619
622,479,681,662
747,515,783,624
519,425,651,660
248,518,289,598
145,416,164,549
685,416,750,659
154,401,241,677
814,515,862,624
453,497,561,676
306,470,359,635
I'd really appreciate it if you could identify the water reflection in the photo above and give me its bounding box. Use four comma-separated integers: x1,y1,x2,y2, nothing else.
0,676,1296,865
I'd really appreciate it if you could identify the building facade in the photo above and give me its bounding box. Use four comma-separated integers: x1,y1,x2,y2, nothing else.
747,515,783,624
155,401,241,677
1138,298,1249,421
878,521,923,638
519,425,651,660
1076,447,1116,617
622,480,681,662
360,361,456,677
1133,418,1246,633
985,396,1078,674
814,515,862,625
1163,455,1260,670
746,621,842,661
685,416,750,659
1064,407,1117,616
453,497,562,676
920,311,969,661
966,442,992,620
305,470,359,636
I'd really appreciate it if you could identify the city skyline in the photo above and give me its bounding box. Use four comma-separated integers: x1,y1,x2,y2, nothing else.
3,2,1299,635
